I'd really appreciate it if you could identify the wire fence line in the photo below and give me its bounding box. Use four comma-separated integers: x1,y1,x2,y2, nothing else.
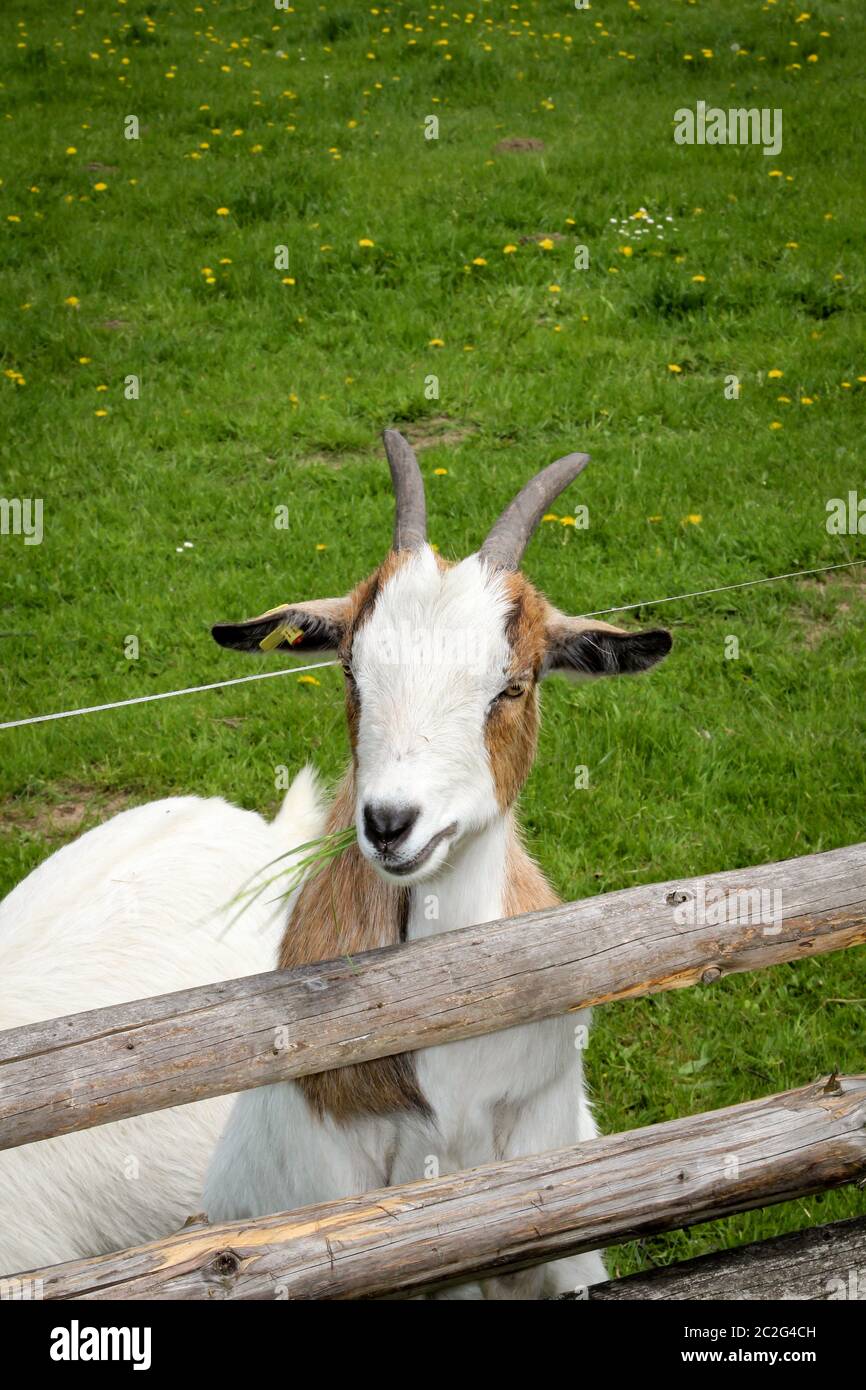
0,661,340,731
1,558,864,732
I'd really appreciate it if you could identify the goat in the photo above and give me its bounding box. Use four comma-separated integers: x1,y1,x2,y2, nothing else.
0,771,325,1274
203,432,672,1299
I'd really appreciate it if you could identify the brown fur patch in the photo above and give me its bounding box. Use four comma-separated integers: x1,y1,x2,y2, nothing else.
279,768,431,1125
484,574,550,810
502,820,561,918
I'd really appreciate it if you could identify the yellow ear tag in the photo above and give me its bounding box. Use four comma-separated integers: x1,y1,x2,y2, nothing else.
259,622,304,652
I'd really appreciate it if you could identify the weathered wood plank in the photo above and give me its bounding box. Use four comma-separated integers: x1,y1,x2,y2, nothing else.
1,841,864,1150
17,1076,866,1300
569,1215,866,1301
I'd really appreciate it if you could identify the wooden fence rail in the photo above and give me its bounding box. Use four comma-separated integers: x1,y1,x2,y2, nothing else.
577,1215,866,1302
1,842,865,1152
17,1075,866,1300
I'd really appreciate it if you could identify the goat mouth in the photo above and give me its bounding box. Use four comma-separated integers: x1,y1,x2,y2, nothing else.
377,823,457,878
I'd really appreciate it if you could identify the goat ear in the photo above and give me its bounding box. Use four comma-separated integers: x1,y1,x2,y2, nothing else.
543,616,672,681
211,597,350,654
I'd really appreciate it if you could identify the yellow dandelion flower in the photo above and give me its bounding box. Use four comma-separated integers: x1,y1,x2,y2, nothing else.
434,468,448,476
800,396,814,405
542,514,559,523
691,274,706,283
428,338,444,347
7,214,21,223
219,258,232,265
64,296,80,306
281,277,295,285
768,170,783,178
768,369,784,379
548,285,561,292
538,238,555,250
315,544,327,551
358,237,375,247
668,363,683,374
503,244,517,254
66,146,77,155
770,421,783,430
297,675,320,686
647,515,662,523
777,395,792,403
786,241,799,249
94,409,108,417
619,245,633,257
216,206,230,216
560,516,575,527
93,182,107,191
683,514,702,525
78,356,91,364
472,257,487,266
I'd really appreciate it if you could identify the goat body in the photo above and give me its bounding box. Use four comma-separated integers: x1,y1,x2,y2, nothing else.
0,770,324,1275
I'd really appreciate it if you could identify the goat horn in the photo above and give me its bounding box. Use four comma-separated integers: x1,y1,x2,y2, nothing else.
383,429,427,552
478,451,590,571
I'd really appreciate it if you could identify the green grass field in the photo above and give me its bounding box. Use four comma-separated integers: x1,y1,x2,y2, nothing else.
1,0,864,1280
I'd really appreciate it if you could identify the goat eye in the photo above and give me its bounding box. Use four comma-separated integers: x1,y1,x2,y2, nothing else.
502,680,527,700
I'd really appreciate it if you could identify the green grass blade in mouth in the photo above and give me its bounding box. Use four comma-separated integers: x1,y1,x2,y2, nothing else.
219,826,356,938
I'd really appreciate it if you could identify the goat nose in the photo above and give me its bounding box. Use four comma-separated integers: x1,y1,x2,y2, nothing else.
363,802,420,853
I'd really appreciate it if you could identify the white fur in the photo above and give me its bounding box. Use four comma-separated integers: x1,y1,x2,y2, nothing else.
353,551,512,880
0,768,325,1275
205,552,606,1298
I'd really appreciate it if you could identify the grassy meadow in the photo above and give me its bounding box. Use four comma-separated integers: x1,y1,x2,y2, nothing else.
1,0,864,1279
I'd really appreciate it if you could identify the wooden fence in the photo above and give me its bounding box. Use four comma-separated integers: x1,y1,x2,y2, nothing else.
2,841,865,1298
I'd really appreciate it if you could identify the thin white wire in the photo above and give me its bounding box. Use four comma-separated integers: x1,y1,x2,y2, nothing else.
0,660,340,731
576,558,866,619
1,557,863,731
